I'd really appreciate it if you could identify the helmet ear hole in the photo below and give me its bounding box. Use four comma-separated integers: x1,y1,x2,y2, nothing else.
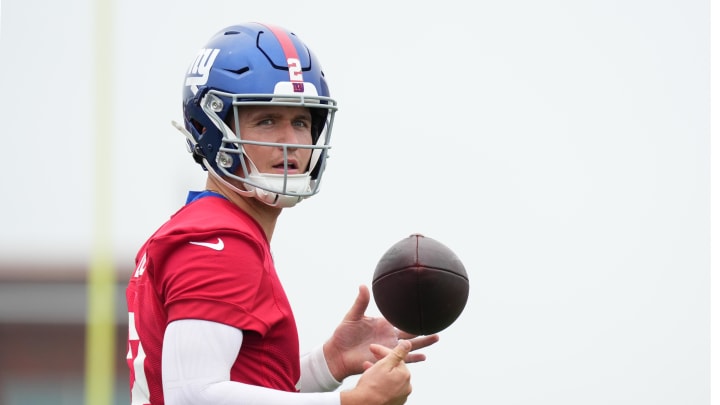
190,119,205,134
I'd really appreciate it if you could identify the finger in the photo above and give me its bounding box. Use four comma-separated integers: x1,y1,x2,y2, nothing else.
390,340,412,363
395,334,439,364
396,329,439,340
396,329,420,340
404,352,427,364
393,330,439,351
373,340,411,367
342,285,370,322
368,343,388,360
406,334,440,352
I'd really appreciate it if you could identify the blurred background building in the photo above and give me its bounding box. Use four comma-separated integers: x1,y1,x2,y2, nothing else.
0,263,129,404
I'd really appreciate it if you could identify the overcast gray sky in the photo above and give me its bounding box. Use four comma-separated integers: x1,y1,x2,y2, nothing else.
0,1,714,404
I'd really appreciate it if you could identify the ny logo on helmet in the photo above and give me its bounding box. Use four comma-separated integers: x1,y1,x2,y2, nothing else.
185,48,220,94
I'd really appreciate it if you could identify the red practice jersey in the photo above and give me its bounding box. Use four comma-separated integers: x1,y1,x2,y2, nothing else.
126,192,300,404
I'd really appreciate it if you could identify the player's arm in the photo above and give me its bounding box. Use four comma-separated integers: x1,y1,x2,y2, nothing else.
299,345,342,392
162,319,340,405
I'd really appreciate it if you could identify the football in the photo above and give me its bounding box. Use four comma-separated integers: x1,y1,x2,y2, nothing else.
371,233,469,335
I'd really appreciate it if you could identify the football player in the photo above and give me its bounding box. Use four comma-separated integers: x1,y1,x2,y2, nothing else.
125,22,439,405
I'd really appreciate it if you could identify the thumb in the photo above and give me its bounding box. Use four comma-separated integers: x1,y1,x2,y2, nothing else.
342,285,370,322
390,339,412,363
371,339,411,368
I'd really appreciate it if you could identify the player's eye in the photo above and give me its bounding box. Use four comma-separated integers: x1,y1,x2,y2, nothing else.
293,118,311,128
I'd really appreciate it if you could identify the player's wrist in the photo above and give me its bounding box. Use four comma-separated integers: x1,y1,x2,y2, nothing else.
339,388,371,405
322,341,348,382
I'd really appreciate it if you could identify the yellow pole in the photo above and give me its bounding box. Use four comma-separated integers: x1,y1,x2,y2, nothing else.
85,0,116,404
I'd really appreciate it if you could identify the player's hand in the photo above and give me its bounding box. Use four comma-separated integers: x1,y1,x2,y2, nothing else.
340,340,413,405
324,285,439,381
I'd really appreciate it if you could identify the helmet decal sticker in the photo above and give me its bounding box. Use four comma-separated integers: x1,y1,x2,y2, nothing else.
261,24,305,90
289,59,305,92
185,48,220,95
292,81,305,92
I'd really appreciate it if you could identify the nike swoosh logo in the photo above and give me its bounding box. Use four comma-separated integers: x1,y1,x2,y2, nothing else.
189,238,224,251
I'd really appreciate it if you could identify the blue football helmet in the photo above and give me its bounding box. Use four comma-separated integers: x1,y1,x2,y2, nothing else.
173,22,338,208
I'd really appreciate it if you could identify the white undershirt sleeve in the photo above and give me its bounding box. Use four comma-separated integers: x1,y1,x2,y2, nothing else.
162,319,341,405
299,345,342,392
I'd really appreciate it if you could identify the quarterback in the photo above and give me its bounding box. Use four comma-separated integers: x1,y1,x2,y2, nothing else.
125,22,439,405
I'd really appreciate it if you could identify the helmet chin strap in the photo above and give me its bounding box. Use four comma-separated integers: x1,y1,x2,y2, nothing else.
206,165,307,208
246,172,310,208
238,156,311,208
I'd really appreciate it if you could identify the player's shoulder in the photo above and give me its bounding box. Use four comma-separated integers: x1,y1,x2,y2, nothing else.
157,194,263,242
176,194,251,224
